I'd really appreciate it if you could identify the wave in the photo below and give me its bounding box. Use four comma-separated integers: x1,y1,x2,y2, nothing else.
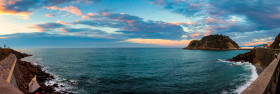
42,66,78,93
233,62,258,94
217,59,231,63
218,59,258,94
22,56,77,93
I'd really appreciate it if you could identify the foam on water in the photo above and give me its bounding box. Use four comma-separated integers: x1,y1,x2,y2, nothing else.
218,59,258,94
22,56,77,93
233,62,258,94
218,59,231,63
42,66,78,93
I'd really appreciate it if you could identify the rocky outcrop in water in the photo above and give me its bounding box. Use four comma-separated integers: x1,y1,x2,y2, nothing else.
227,49,256,63
183,34,239,50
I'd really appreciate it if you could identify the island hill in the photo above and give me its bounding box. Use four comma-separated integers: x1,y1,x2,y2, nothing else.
183,34,239,50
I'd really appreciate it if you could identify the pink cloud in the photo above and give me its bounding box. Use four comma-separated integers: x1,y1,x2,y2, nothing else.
243,37,274,46
56,20,71,25
82,13,97,19
31,25,45,32
269,14,280,19
47,6,82,16
123,38,192,46
101,11,109,16
204,17,224,24
204,31,211,36
0,0,30,18
8,0,21,5
243,41,271,46
59,28,67,32
190,33,201,38
45,14,54,17
167,22,196,25
205,26,229,31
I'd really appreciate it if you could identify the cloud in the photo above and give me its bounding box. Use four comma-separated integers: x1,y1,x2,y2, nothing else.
59,27,106,34
45,14,55,17
30,22,114,39
190,33,201,38
167,22,196,25
0,32,123,48
242,37,274,46
122,38,192,46
82,13,97,19
0,0,101,18
76,12,186,40
204,31,211,36
56,20,71,25
148,0,280,40
32,23,64,32
47,6,82,16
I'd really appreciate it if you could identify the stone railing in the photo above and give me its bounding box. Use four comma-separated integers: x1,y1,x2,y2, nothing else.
241,52,280,94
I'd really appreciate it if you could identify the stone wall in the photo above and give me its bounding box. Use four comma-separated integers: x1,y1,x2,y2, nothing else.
0,54,23,93
0,54,17,80
255,48,277,68
241,52,280,94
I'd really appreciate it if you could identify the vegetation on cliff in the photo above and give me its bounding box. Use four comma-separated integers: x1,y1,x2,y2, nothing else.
184,34,239,50
269,33,280,49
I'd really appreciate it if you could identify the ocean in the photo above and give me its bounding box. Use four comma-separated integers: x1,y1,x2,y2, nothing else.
16,48,257,94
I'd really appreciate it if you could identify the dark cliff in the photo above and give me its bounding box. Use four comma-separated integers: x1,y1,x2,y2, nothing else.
228,33,280,74
184,34,239,50
270,33,280,49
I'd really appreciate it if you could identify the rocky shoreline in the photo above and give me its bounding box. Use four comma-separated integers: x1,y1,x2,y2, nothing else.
226,48,279,75
12,50,67,94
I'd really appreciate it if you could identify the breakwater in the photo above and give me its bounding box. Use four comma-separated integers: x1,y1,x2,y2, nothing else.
242,51,280,94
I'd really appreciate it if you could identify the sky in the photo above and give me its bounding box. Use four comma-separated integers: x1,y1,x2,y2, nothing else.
0,0,279,48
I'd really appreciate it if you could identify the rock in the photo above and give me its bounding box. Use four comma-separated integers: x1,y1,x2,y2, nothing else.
227,49,256,63
53,84,59,87
269,33,280,49
183,34,239,50
227,48,279,74
16,59,67,93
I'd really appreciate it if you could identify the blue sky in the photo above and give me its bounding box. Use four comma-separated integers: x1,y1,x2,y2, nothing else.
0,0,279,48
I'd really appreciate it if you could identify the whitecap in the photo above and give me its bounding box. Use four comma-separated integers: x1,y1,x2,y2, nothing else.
23,56,77,93
217,59,231,63
233,62,258,94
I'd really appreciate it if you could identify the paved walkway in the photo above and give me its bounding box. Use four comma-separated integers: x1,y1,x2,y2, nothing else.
0,76,23,94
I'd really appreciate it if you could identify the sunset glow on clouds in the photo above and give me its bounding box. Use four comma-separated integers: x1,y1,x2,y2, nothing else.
47,6,83,16
0,0,279,48
123,39,192,46
243,37,274,46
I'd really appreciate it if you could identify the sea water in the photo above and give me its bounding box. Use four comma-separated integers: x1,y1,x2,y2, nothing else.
17,48,257,94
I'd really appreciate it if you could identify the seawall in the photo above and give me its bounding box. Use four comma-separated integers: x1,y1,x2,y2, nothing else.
241,51,280,94
0,53,23,93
